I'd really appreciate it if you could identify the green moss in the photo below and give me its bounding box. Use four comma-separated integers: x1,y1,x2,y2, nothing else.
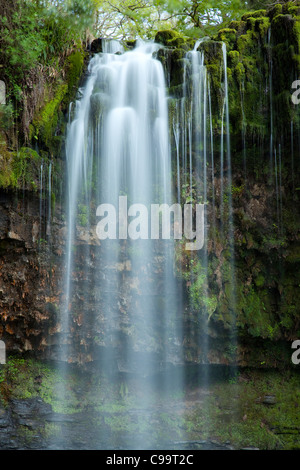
236,283,280,340
237,30,256,54
28,48,85,151
30,82,68,150
216,28,237,49
254,273,265,288
64,49,86,105
184,369,300,450
268,3,283,20
255,17,271,38
228,50,240,67
243,15,270,39
294,17,300,51
0,146,44,190
228,20,246,33
170,57,186,88
283,1,300,16
241,10,267,21
285,244,300,263
0,136,16,188
234,61,246,83
155,30,185,47
77,203,89,227
272,13,300,48
246,17,257,31
168,36,186,48
154,30,192,50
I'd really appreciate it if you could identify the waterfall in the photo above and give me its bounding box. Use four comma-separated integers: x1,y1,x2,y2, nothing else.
221,42,237,366
291,120,295,196
39,160,43,247
60,42,183,446
57,37,237,449
268,27,274,185
47,161,52,242
240,81,247,182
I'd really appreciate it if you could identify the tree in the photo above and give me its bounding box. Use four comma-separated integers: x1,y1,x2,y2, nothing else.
153,0,249,34
93,0,176,39
93,0,251,39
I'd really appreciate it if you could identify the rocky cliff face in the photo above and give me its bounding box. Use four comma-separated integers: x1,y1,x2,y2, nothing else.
0,5,299,370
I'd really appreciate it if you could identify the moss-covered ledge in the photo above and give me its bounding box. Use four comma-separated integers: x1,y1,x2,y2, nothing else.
28,47,87,155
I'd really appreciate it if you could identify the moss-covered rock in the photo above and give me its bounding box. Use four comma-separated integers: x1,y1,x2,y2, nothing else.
0,146,45,190
29,82,68,152
28,48,86,153
64,49,86,105
241,9,267,21
216,28,237,50
155,30,193,50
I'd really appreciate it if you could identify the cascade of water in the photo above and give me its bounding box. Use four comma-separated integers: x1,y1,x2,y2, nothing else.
61,42,182,446
274,143,283,236
47,161,52,242
39,160,44,248
172,100,181,203
222,42,237,370
183,42,210,372
102,38,124,54
268,27,274,186
278,143,283,235
274,147,280,230
56,35,239,448
220,106,225,221
291,121,295,195
208,80,216,243
240,81,247,181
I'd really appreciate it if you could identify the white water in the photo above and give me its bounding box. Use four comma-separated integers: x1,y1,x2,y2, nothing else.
61,43,183,446
57,38,237,448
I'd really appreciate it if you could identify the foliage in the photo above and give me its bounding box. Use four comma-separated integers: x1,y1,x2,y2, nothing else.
0,0,96,101
0,146,44,190
93,0,300,40
93,0,262,40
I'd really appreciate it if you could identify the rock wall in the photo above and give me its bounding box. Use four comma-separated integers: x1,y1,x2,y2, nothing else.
0,4,299,369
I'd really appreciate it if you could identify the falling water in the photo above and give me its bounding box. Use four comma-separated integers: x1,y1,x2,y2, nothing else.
39,160,43,247
185,44,209,364
61,42,182,447
55,35,239,448
268,27,274,185
240,81,247,181
222,42,237,368
172,101,181,203
291,121,295,195
47,161,52,242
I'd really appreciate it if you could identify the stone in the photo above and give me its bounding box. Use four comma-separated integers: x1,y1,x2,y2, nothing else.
90,38,103,53
262,395,277,405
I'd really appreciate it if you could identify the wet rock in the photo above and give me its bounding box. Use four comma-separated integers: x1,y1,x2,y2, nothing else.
11,397,52,419
262,395,277,405
0,408,10,428
91,38,103,53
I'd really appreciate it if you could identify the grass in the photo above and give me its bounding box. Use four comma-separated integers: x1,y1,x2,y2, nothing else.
0,357,299,449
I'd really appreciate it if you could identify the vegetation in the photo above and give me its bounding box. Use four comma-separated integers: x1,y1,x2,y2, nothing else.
93,0,284,39
0,0,298,150
1,357,299,449
0,0,298,451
